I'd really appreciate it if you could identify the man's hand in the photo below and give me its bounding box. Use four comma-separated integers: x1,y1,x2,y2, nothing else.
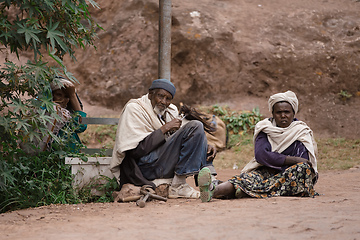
160,118,182,134
206,144,217,162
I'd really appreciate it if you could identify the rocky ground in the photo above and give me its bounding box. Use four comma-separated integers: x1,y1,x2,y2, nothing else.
1,168,360,240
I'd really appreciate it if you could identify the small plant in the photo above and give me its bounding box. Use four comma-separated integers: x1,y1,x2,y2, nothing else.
338,90,352,101
211,104,229,116
73,175,118,203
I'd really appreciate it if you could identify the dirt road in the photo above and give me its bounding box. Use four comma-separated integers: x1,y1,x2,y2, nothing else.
1,168,359,240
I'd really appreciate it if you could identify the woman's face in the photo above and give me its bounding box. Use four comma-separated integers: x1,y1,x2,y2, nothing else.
272,101,295,128
52,89,69,108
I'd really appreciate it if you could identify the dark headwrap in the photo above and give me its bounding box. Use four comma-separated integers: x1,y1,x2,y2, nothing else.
149,79,176,98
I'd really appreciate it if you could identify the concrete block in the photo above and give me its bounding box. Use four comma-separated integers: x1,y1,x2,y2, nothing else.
65,157,113,195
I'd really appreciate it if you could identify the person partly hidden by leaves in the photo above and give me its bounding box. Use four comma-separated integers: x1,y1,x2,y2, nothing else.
21,76,87,154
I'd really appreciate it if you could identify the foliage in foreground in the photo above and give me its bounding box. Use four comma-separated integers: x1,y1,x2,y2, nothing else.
1,0,101,157
0,144,118,213
0,0,109,213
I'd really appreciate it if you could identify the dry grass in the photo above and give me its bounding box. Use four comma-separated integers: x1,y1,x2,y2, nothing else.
80,125,117,149
316,138,360,170
214,134,254,170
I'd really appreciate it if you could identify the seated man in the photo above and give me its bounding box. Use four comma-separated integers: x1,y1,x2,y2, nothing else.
110,79,217,198
198,90,318,202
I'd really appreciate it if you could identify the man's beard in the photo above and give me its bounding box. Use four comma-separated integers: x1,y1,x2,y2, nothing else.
153,105,166,116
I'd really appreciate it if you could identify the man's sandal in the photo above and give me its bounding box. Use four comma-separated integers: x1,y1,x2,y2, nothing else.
168,183,200,199
198,167,214,202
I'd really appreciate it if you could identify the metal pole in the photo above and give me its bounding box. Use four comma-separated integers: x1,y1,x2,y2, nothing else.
158,0,172,81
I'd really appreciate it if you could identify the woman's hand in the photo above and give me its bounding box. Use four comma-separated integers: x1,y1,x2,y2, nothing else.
284,156,312,167
64,86,82,111
64,85,76,97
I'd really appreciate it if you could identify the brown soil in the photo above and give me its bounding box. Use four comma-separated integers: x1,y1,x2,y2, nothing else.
1,167,360,239
1,0,360,239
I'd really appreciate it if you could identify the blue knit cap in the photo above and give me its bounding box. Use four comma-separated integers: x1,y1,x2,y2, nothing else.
149,79,176,98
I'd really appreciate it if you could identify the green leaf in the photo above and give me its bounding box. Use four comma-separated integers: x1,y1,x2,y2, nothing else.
25,61,51,86
46,21,67,51
0,31,12,42
27,128,42,142
9,99,26,115
87,0,100,9
64,69,79,84
48,49,65,67
16,22,41,44
15,119,31,133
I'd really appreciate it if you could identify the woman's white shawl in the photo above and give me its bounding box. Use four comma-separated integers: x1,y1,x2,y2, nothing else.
110,94,178,182
241,118,318,173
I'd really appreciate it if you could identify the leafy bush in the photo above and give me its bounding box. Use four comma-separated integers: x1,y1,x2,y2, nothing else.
0,145,118,213
211,105,263,134
1,0,101,153
0,0,115,213
1,148,73,212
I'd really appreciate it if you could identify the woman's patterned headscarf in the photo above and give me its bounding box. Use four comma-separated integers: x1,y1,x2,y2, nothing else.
50,76,74,91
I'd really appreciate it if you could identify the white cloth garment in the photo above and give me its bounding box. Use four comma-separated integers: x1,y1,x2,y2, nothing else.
241,118,318,173
110,94,178,182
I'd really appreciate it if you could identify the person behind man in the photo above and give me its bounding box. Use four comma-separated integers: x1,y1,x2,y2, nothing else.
198,90,318,202
21,76,87,153
50,77,87,152
110,79,217,198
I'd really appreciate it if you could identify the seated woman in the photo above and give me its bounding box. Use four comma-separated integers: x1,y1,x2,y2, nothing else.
198,91,318,202
21,76,87,153
49,76,87,152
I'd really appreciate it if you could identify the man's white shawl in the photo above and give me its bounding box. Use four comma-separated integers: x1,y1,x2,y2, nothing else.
241,118,318,173
110,94,178,182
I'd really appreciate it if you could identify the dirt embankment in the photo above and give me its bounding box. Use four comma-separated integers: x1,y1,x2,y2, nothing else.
60,0,360,139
